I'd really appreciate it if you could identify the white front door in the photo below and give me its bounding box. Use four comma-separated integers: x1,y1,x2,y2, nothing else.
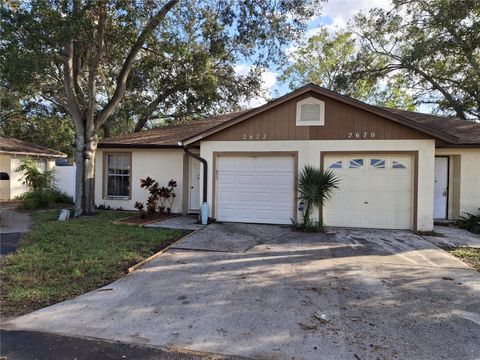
189,158,201,211
324,154,413,229
216,155,295,224
434,157,449,219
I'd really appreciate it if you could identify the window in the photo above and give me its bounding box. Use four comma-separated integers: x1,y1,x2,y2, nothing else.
0,172,9,180
349,159,364,168
328,160,343,169
35,159,47,173
392,160,406,169
370,159,385,169
296,97,325,126
105,153,131,198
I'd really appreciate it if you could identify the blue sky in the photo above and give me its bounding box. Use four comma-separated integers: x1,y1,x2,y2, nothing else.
238,0,392,107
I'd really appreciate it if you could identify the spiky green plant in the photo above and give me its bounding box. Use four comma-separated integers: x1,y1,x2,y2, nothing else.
297,165,340,228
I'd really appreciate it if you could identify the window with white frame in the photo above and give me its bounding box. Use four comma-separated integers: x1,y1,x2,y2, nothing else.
296,97,325,126
105,153,131,198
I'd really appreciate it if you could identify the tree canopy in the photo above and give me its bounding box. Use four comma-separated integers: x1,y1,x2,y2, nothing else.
281,0,480,119
0,0,325,215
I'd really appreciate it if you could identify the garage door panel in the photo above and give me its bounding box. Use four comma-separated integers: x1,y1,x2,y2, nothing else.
217,156,295,224
324,154,413,230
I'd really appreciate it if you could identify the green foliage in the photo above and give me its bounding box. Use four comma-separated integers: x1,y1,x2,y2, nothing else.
138,177,177,215
16,158,52,190
447,247,480,271
1,0,325,135
456,212,480,234
17,189,73,210
0,210,187,317
295,166,340,231
352,0,480,119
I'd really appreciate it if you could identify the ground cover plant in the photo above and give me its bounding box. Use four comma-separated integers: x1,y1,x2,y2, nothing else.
0,210,188,317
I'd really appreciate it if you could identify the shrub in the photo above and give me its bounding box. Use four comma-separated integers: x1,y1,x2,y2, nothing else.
137,177,177,216
293,166,340,232
16,158,53,190
17,189,73,210
456,211,480,234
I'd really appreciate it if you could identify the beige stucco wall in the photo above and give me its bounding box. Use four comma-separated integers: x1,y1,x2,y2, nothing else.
6,156,56,200
435,148,480,218
0,154,11,200
200,139,436,231
94,148,186,212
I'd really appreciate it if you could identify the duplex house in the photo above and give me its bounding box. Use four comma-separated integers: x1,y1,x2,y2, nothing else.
95,84,480,231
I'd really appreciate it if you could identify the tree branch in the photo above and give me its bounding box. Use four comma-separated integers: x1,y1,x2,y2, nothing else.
95,0,179,128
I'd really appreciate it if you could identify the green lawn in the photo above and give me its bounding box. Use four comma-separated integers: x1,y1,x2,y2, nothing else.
0,210,189,317
447,247,480,271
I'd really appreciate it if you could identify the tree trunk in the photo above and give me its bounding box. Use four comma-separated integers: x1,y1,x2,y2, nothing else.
74,128,98,217
74,131,85,217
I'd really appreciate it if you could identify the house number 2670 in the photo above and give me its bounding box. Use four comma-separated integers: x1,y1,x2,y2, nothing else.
347,131,376,139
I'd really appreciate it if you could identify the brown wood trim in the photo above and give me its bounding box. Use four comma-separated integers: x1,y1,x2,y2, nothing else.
212,151,299,223
102,151,132,200
434,155,450,220
182,153,189,213
320,150,419,231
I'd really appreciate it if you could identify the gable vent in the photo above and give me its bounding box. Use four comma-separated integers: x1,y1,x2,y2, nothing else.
301,104,321,122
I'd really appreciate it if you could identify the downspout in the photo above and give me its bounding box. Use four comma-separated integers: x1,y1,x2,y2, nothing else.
179,142,209,224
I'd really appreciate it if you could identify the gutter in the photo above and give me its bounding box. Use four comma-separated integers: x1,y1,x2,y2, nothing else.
178,142,207,204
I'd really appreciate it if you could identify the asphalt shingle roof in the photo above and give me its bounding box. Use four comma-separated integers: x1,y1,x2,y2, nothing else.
0,136,66,157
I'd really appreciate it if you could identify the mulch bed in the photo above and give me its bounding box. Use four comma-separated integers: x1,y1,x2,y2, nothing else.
116,212,178,225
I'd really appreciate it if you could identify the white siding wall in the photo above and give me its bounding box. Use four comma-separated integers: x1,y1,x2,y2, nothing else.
53,165,76,201
94,148,185,212
201,139,436,231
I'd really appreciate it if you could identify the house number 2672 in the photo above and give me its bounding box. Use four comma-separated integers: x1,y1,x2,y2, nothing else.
347,131,376,139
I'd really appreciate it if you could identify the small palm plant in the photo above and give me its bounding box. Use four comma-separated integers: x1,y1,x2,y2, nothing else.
296,165,340,231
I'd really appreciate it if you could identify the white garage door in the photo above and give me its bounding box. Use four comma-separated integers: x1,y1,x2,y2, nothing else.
324,154,413,229
216,155,295,224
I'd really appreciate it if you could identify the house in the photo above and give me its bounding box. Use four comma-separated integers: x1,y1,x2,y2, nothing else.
95,84,480,231
0,136,66,200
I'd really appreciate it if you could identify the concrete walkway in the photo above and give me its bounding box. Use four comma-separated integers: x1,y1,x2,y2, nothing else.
422,225,480,248
0,204,33,256
4,224,480,360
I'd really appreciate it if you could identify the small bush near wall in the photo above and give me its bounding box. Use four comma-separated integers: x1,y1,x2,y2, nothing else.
292,166,340,232
15,158,73,209
18,189,73,210
456,211,480,234
134,177,177,218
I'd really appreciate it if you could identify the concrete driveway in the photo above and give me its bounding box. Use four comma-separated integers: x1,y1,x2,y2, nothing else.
4,223,480,360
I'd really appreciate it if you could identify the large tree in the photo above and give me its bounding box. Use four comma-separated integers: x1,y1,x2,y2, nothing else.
280,28,415,109
1,0,324,216
352,0,480,119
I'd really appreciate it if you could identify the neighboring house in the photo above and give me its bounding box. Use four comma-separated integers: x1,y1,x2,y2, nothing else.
96,84,480,231
0,136,66,200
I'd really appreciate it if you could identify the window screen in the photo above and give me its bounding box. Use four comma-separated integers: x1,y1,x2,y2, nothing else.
106,154,131,197
301,104,321,122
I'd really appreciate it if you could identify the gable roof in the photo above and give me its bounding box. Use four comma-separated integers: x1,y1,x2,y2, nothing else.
98,111,249,148
0,136,66,158
98,84,480,148
182,84,459,145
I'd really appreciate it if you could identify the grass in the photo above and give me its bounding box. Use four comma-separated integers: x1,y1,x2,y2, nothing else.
0,210,189,317
446,247,480,271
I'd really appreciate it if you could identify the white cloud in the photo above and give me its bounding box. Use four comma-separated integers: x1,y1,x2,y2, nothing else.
322,0,392,29
235,64,277,108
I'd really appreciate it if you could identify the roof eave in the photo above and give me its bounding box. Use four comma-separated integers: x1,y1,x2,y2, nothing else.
97,143,182,149
0,150,66,158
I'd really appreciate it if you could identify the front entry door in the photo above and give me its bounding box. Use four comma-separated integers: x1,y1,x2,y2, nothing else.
434,157,449,219
189,158,201,211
